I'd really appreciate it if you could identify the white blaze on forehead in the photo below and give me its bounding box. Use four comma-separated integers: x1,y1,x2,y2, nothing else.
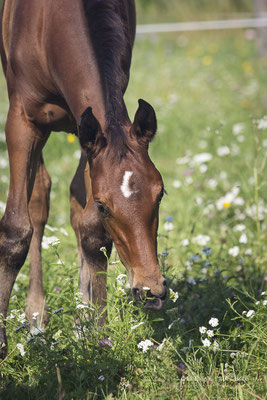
121,171,133,198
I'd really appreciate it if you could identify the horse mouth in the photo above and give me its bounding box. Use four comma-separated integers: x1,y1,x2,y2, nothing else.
144,297,164,311
132,286,166,311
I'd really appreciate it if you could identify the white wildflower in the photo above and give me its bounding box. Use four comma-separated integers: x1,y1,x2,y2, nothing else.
213,341,219,352
17,343,25,356
230,352,236,359
30,326,44,337
73,149,81,160
117,287,126,295
46,224,58,232
209,317,219,327
239,233,248,244
173,180,182,188
263,300,267,306
256,116,267,130
76,303,89,310
261,291,265,296
199,326,207,334
246,309,255,318
32,312,39,321
180,238,189,246
164,222,174,231
176,155,190,165
192,234,210,246
233,224,246,232
18,312,26,323
228,246,240,257
130,322,144,331
195,196,203,205
116,274,127,286
42,236,60,249
0,131,5,142
233,197,245,206
13,283,19,292
192,153,212,164
202,338,211,347
232,123,245,135
216,187,240,210
157,338,167,352
206,179,218,189
59,227,68,236
169,288,179,302
199,164,208,173
207,330,214,338
0,157,8,168
0,201,6,214
246,201,266,221
137,339,154,353
98,375,105,381
7,312,15,320
217,146,230,157
185,176,193,185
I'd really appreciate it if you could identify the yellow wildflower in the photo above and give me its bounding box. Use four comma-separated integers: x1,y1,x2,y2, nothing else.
223,202,231,209
202,56,212,66
67,134,75,143
242,61,253,75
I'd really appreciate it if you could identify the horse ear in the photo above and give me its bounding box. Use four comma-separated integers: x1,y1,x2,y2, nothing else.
78,107,106,154
131,99,157,145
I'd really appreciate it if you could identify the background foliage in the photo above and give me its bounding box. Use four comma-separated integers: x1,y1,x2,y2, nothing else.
0,1,267,399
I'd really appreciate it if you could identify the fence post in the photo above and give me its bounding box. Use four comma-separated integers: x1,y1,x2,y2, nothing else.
254,0,267,57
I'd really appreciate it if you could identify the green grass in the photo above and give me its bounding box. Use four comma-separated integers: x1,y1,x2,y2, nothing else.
0,31,267,399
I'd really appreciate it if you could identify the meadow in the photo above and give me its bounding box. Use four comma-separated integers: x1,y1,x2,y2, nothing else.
0,29,267,399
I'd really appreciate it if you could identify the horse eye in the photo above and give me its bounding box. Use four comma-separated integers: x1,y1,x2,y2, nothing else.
95,201,109,216
158,187,165,203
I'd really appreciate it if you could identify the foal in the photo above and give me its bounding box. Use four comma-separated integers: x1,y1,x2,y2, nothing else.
0,0,166,358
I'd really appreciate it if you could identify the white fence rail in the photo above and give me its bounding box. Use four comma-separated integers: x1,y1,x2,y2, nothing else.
136,18,267,34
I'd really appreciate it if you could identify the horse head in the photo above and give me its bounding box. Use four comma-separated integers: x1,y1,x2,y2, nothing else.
78,99,166,310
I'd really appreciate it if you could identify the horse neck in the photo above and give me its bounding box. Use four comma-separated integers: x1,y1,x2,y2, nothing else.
47,0,130,131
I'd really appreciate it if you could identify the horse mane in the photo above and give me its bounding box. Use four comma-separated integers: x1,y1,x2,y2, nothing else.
83,0,133,158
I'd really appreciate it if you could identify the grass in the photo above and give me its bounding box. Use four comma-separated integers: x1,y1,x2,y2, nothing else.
0,30,267,399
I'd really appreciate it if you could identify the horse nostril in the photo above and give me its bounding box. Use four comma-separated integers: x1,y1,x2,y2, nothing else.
163,279,167,286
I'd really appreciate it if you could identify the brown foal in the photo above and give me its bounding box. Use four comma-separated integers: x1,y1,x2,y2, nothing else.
0,0,166,358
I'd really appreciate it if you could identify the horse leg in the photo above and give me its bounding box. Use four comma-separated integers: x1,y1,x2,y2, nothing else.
26,154,51,332
0,99,49,358
70,152,87,270
70,153,112,323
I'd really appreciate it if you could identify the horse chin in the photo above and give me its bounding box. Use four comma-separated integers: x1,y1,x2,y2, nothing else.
144,297,164,311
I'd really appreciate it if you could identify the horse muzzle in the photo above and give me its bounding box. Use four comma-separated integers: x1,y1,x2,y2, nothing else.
132,281,167,311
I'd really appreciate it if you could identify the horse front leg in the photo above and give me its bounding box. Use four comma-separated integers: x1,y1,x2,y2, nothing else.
79,204,112,324
26,154,51,333
70,156,112,324
0,98,49,358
